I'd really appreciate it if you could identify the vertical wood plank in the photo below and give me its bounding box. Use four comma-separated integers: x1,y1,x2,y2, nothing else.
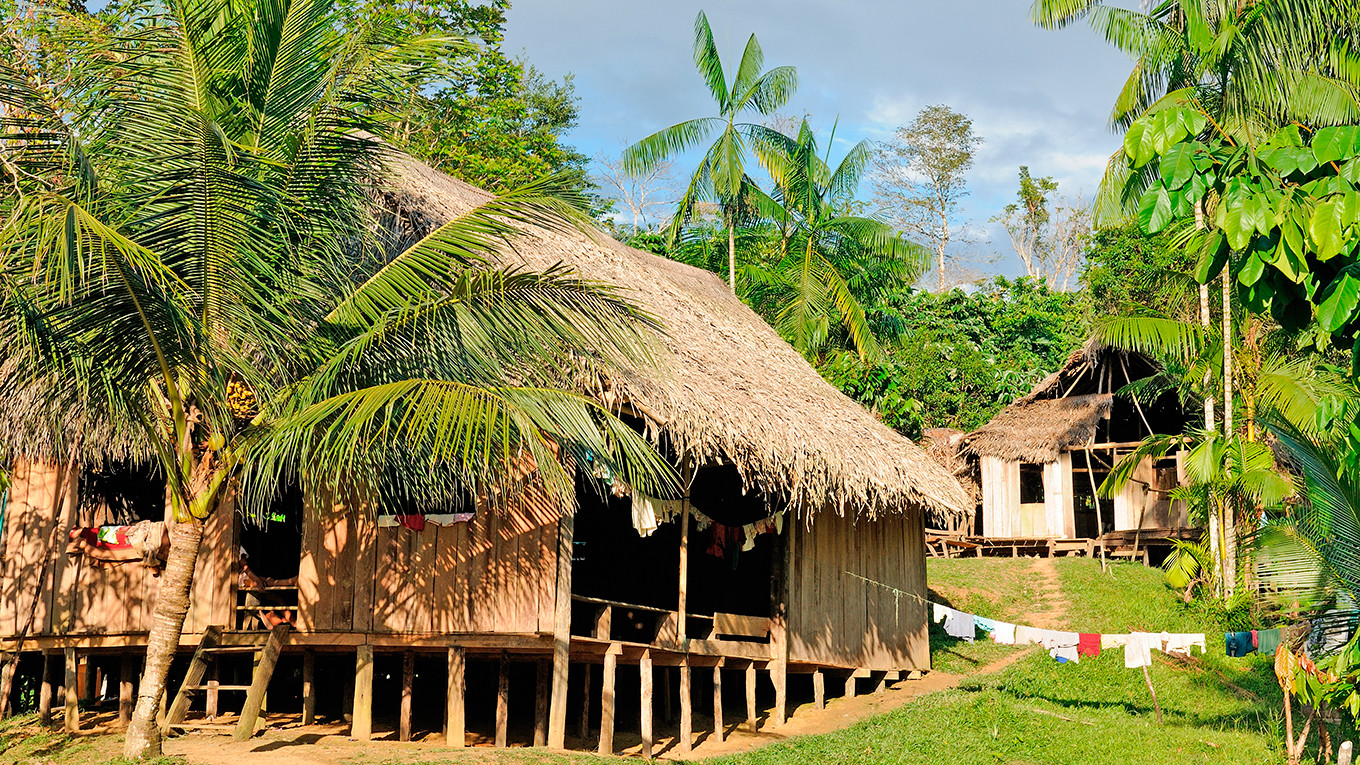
301,650,315,726
533,659,550,747
63,647,78,732
119,655,135,726
639,650,653,760
445,647,465,747
771,661,786,729
547,511,572,748
39,653,53,723
495,655,509,748
352,509,377,633
206,664,218,720
677,496,689,643
744,663,756,733
233,623,290,741
351,645,374,741
598,648,617,755
813,669,825,710
399,652,414,742
678,657,691,753
844,673,856,698
711,664,724,743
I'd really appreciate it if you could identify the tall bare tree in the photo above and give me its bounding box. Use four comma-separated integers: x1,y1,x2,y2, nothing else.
993,166,1092,290
594,148,676,234
871,104,981,290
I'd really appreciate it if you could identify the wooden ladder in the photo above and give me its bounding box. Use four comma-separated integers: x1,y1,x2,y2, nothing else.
162,623,290,741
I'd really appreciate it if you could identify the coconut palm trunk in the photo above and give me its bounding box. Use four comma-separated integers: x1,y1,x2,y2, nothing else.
1221,265,1236,595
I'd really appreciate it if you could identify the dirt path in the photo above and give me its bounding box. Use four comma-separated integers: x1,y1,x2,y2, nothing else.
1027,557,1068,630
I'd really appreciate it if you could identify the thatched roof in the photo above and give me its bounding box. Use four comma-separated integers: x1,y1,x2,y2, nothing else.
920,428,978,512
960,394,1113,463
384,156,969,521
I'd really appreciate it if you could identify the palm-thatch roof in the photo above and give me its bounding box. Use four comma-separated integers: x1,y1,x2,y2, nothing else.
960,394,1114,463
920,428,978,513
384,156,970,521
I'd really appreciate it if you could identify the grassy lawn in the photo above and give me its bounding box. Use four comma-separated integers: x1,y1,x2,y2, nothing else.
1,557,1339,765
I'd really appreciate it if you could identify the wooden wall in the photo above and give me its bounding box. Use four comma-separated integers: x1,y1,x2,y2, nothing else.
1114,455,1188,530
0,458,234,639
297,485,563,635
981,456,1074,539
980,456,1018,537
786,508,928,672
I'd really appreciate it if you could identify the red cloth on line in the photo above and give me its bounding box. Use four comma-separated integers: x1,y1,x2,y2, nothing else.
69,526,134,550
1251,629,1259,649
396,514,426,531
1077,633,1101,658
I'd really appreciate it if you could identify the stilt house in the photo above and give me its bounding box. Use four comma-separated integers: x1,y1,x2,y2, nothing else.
0,156,969,754
957,343,1195,553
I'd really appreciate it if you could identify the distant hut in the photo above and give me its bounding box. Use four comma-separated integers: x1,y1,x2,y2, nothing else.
958,341,1195,550
0,156,969,751
919,428,977,531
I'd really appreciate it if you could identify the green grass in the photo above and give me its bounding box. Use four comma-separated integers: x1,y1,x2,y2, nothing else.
926,558,1049,673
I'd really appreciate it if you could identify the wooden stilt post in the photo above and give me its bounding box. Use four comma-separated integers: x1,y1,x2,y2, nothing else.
844,673,856,699
118,655,135,727
63,647,79,733
301,650,315,726
547,512,573,749
445,647,465,748
745,663,757,733
39,652,54,724
399,652,414,742
534,658,550,747
206,663,219,720
576,661,591,741
772,660,786,728
495,654,510,748
813,669,825,710
351,644,374,741
599,645,618,755
679,656,692,753
640,650,654,759
712,662,724,743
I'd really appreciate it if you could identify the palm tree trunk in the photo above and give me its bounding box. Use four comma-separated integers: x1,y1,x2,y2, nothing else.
1221,266,1236,596
727,223,737,294
123,515,205,759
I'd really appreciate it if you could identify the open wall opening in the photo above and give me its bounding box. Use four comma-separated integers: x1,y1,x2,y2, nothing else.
1071,450,1113,539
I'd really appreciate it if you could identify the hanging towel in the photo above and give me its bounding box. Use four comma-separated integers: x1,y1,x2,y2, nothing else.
941,607,976,642
741,523,757,551
974,616,1000,633
425,512,475,526
990,622,1017,645
396,514,426,531
1038,630,1080,650
1078,633,1101,658
631,494,659,537
1256,628,1283,654
1162,632,1206,656
933,602,948,624
1101,634,1129,649
1125,632,1159,668
1251,629,1259,650
1225,632,1254,658
1014,625,1044,646
1050,644,1080,663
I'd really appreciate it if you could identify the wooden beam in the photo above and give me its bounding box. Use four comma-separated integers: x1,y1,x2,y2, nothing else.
711,664,724,743
639,650,654,759
445,647,465,748
39,653,53,724
233,623,290,742
351,644,374,741
576,661,591,741
771,660,786,728
678,656,692,753
495,654,509,748
547,512,573,749
63,646,79,733
813,669,825,710
745,662,757,733
593,605,611,640
534,658,550,746
598,646,617,756
118,655,135,726
301,650,315,726
399,651,414,742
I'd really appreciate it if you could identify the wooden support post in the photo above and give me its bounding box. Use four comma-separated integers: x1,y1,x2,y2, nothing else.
445,647,465,748
1340,740,1353,765
495,654,510,748
234,623,290,742
678,479,690,646
301,650,315,726
576,661,591,741
875,671,887,694
351,644,374,741
63,647,79,733
813,669,825,710
165,626,223,734
598,646,618,756
534,658,550,747
399,651,414,742
771,660,786,728
594,605,612,640
844,673,856,698
206,664,219,720
639,650,654,759
547,512,573,749
118,655,135,727
678,656,692,753
39,653,54,724
711,664,724,743
745,663,757,733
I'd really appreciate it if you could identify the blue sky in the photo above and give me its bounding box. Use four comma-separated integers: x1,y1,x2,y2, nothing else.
502,1,1139,277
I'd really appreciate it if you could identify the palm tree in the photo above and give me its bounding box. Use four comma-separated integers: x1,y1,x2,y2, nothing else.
743,119,927,360
621,10,797,293
0,0,674,757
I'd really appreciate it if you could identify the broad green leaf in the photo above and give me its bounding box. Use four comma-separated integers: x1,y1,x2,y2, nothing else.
1185,171,1210,204
1272,237,1304,283
1222,203,1253,250
1238,251,1266,286
1317,270,1360,332
1194,231,1229,283
1161,142,1199,189
1340,157,1360,185
1267,124,1304,149
1304,176,1352,197
1312,126,1360,165
1311,198,1349,260
1124,120,1153,166
1138,183,1173,233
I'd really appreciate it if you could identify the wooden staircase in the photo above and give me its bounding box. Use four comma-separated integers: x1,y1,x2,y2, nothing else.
162,623,290,741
